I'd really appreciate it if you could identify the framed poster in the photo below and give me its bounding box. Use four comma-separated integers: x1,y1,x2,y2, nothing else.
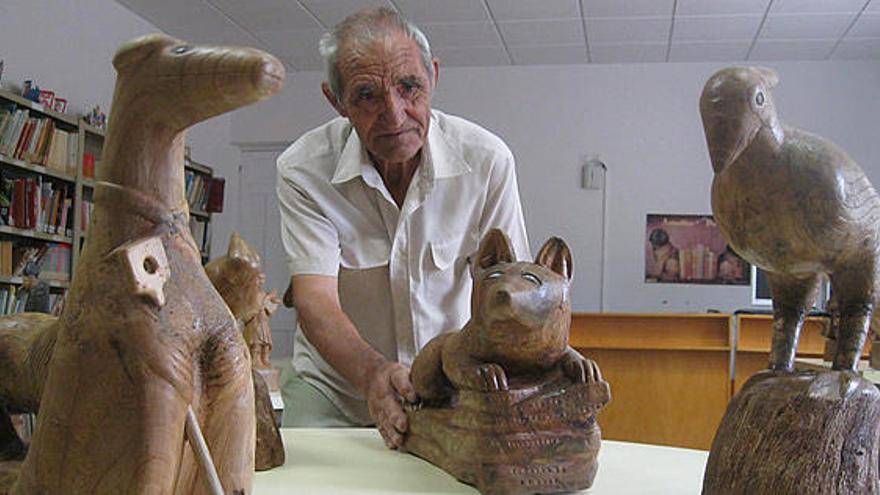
645,214,750,285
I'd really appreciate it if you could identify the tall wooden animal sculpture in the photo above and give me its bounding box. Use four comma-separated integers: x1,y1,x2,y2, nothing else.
701,66,880,494
405,229,611,495
1,34,284,494
702,66,879,372
205,232,284,470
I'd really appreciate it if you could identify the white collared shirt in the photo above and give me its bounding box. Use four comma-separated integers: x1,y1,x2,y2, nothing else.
276,110,529,424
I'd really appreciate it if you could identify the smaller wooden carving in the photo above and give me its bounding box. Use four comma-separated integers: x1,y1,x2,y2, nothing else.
405,229,610,495
205,232,284,470
205,233,279,373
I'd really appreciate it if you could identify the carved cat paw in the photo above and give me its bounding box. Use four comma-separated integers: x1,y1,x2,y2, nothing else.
477,363,509,391
560,352,602,384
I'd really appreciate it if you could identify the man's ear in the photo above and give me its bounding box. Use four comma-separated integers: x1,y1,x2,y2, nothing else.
476,229,515,270
431,57,439,88
321,82,348,117
535,237,573,280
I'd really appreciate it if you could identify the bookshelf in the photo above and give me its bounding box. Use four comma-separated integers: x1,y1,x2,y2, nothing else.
73,118,102,269
185,157,216,264
0,87,223,317
0,87,79,315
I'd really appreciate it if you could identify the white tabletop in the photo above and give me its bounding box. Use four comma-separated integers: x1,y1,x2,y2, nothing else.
254,428,708,494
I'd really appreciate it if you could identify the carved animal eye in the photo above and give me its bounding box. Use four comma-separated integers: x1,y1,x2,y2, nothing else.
173,45,190,54
485,270,503,280
755,91,765,106
522,272,542,286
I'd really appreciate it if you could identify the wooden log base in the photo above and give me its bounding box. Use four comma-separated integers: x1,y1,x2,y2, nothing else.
253,369,285,471
703,370,880,495
405,378,610,495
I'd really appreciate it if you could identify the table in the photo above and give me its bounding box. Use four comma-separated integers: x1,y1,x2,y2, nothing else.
254,428,709,494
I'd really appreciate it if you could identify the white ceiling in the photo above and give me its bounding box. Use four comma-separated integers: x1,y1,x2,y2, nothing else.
115,0,880,70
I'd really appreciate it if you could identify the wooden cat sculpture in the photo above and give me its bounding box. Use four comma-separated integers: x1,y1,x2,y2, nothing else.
405,229,611,495
205,232,284,471
1,34,284,494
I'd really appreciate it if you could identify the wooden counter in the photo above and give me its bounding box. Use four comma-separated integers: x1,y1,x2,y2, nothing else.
570,311,869,451
571,313,731,451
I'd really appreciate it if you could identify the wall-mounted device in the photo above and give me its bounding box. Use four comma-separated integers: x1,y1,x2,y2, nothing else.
582,158,607,190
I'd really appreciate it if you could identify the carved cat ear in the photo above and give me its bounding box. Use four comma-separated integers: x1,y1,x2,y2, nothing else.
535,237,573,280
476,229,516,269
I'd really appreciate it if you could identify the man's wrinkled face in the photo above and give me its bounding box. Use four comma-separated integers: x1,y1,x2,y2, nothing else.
335,31,436,165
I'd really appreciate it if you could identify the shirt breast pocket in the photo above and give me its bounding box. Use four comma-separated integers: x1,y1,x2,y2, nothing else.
428,234,478,273
339,237,391,270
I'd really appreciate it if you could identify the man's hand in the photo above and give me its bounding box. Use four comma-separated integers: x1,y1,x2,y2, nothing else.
366,361,417,449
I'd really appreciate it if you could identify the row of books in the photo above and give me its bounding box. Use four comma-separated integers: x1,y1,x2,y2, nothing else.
185,171,224,213
5,242,72,280
0,176,72,236
0,107,77,175
0,284,66,316
37,243,72,279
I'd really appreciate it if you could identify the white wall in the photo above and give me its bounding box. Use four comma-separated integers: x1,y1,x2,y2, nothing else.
230,60,880,331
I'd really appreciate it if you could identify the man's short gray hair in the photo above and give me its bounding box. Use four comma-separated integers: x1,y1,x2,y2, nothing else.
318,7,434,102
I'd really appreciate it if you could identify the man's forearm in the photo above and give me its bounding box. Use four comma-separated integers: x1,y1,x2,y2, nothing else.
296,301,387,394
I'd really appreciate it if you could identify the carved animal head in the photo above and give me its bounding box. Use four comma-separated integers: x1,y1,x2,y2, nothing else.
469,229,573,370
700,66,780,173
111,33,285,131
205,233,269,326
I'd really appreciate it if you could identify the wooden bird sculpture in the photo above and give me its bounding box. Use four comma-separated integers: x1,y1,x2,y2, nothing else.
1,34,284,494
701,66,880,372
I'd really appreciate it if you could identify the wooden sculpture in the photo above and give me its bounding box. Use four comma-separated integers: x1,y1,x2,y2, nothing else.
702,66,880,373
0,34,284,494
205,232,284,470
701,66,880,494
405,229,611,495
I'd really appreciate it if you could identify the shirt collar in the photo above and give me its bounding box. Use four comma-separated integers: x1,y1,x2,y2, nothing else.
330,111,471,185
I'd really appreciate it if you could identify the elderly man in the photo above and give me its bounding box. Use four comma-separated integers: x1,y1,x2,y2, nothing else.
277,7,529,448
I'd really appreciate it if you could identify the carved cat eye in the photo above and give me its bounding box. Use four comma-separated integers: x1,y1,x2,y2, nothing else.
521,272,542,286
485,270,504,280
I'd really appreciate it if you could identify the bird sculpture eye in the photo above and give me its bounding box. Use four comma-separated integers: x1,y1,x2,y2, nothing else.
173,46,190,54
755,91,765,106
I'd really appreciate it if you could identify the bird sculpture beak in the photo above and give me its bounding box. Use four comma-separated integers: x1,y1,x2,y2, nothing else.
702,113,758,174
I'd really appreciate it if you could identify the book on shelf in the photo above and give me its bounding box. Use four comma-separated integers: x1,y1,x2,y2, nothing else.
206,177,225,213
0,240,12,276
80,197,93,232
183,171,225,214
82,152,95,179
